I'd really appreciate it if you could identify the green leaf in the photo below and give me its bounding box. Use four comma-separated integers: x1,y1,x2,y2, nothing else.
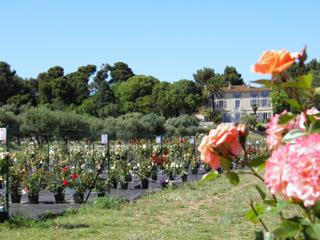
226,172,239,186
246,204,267,224
256,162,266,173
273,220,301,239
220,157,232,172
277,113,295,125
248,155,268,167
312,200,320,219
282,129,305,143
200,171,219,183
296,73,314,90
306,224,320,240
271,200,290,215
315,87,320,95
309,120,320,134
255,185,266,200
286,98,301,109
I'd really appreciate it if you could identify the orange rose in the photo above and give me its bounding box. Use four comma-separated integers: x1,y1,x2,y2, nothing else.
198,124,241,170
251,49,297,75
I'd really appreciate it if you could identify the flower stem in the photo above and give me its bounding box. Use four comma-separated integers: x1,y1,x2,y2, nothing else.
250,200,269,232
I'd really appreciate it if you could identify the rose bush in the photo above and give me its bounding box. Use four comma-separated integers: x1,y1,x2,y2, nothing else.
200,48,320,239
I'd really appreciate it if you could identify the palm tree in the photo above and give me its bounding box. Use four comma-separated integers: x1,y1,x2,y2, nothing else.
206,74,224,112
193,68,224,112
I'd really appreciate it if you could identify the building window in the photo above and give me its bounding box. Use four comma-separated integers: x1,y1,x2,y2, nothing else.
233,92,241,98
250,91,259,98
263,112,269,120
261,91,269,97
235,99,240,109
261,99,269,108
250,99,260,107
216,100,226,109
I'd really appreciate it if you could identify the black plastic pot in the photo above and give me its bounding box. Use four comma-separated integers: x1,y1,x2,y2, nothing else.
111,180,118,189
97,192,106,197
191,167,198,175
151,172,158,181
28,194,39,204
54,191,65,203
73,192,84,204
181,174,188,182
120,182,128,190
11,192,21,203
0,212,9,223
141,178,149,189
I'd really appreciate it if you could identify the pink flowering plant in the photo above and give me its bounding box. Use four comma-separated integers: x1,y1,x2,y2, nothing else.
199,48,320,239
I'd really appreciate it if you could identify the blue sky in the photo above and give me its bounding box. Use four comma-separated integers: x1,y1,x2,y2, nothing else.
1,0,319,83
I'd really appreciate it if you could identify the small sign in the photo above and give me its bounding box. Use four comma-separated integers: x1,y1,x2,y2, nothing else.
0,128,6,142
156,136,162,144
189,136,195,144
101,134,109,145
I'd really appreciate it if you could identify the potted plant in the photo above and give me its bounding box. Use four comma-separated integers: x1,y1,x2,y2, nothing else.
7,152,26,203
108,163,120,189
110,147,132,190
134,145,153,189
0,151,9,176
10,167,25,203
24,169,48,204
47,166,70,204
118,161,132,190
95,177,107,197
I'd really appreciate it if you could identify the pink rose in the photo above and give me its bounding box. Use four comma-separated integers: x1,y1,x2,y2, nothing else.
198,124,241,169
265,134,320,207
266,111,288,150
266,111,307,150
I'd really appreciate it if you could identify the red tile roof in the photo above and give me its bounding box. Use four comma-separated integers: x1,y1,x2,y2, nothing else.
222,85,271,93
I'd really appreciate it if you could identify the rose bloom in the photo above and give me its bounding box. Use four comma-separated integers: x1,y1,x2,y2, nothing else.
266,111,288,150
71,173,78,180
265,134,320,207
198,123,241,169
251,49,297,75
266,110,307,150
63,179,69,186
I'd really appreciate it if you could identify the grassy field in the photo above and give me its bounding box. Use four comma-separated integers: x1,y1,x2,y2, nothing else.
0,174,277,240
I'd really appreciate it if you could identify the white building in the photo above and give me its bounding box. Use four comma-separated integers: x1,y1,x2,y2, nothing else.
214,84,273,123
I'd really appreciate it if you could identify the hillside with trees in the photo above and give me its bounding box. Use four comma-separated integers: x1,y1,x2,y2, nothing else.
1,59,320,139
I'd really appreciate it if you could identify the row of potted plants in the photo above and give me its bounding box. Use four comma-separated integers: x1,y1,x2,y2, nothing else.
0,137,212,204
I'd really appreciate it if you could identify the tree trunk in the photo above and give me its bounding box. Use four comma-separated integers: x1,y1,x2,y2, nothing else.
211,94,215,112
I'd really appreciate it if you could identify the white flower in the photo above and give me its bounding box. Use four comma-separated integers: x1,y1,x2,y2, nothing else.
22,187,29,195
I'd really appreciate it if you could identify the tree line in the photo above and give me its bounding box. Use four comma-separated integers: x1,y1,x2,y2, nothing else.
0,60,244,117
0,60,245,139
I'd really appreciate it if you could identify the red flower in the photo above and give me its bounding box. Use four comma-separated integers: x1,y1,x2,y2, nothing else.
62,166,69,173
71,173,78,180
63,179,69,186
